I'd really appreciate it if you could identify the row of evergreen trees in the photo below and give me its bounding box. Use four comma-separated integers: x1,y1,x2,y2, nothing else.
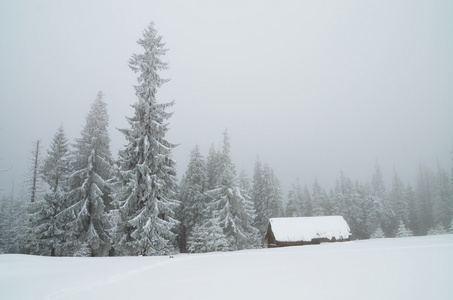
1,22,452,256
0,23,179,256
285,163,453,239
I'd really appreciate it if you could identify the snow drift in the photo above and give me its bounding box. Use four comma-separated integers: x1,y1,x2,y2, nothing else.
0,235,452,300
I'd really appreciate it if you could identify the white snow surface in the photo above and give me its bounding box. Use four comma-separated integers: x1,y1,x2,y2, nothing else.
1,235,453,300
269,216,351,242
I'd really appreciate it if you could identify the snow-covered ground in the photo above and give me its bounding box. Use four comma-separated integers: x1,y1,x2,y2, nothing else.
1,235,452,300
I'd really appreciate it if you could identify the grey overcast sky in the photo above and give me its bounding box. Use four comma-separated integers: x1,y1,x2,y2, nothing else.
1,0,452,198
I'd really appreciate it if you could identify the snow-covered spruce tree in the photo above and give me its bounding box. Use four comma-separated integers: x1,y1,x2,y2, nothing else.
113,22,179,256
0,196,8,252
370,162,391,236
238,169,252,198
428,224,447,235
41,126,71,192
371,226,385,239
286,180,304,217
302,185,313,216
29,125,70,256
432,163,453,231
395,220,412,238
205,144,222,191
253,161,284,235
24,140,44,254
187,217,230,253
251,157,265,228
390,169,409,231
406,184,419,235
312,179,327,216
333,172,360,238
61,92,113,257
205,131,260,251
179,145,207,252
237,169,261,247
414,164,435,235
1,183,29,253
0,194,21,253
354,182,374,239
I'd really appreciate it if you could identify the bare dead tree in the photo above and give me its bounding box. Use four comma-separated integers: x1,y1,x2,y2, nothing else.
30,141,41,203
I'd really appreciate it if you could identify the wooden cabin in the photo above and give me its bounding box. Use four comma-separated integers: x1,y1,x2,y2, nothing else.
265,216,351,247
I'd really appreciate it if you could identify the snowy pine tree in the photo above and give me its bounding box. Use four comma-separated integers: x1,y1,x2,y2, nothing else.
0,182,29,254
395,220,413,238
205,144,222,191
312,179,327,216
406,184,419,235
24,140,44,254
432,163,453,230
187,217,230,253
0,192,26,253
238,169,252,198
333,172,360,238
370,162,388,235
113,22,179,256
251,157,265,227
415,165,436,235
205,131,260,250
253,161,284,234
302,185,313,216
286,180,304,217
179,145,207,252
354,182,374,239
371,226,385,239
61,92,113,256
428,224,447,235
390,169,409,230
29,126,70,256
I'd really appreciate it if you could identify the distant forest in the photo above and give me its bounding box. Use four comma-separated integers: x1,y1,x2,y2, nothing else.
1,22,452,257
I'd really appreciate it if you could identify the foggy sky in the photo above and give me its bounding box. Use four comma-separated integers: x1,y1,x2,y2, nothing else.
1,0,452,199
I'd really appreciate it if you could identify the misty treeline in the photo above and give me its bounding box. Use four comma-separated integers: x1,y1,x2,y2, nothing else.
1,22,452,257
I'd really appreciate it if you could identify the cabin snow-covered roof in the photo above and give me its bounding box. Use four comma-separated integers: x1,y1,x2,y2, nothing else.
267,216,351,242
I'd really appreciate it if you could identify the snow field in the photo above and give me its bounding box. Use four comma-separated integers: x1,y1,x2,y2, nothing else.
1,234,452,300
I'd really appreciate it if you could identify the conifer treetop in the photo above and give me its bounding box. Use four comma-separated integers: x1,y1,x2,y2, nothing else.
129,22,169,104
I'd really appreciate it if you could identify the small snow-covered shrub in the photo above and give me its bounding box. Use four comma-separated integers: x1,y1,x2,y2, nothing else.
371,226,385,239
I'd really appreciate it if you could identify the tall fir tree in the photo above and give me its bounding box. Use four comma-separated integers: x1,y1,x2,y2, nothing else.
333,172,360,238
113,22,179,256
205,144,222,191
0,185,28,254
205,131,259,250
253,161,284,234
354,182,373,239
238,169,252,198
62,92,113,256
25,140,44,254
302,184,313,217
286,180,304,217
369,162,387,235
406,183,418,235
179,145,207,253
390,169,409,232
432,163,453,230
251,156,264,227
312,179,327,216
415,165,434,235
30,125,70,256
